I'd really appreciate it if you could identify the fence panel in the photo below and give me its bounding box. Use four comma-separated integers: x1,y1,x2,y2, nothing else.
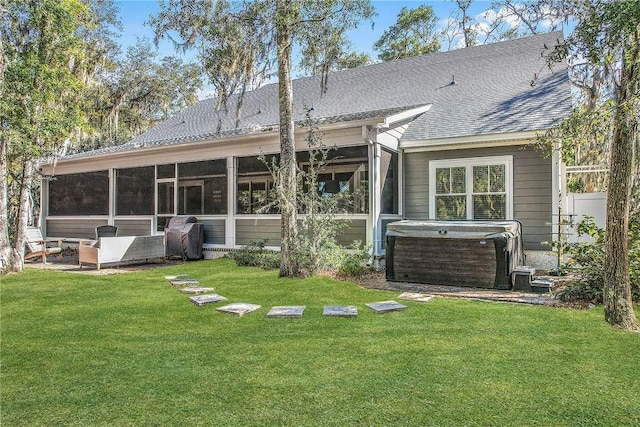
566,192,607,243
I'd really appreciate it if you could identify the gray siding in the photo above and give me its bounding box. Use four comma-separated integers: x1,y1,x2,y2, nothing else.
200,219,226,244
403,145,552,250
236,218,281,246
235,218,367,248
336,220,367,247
46,218,108,239
114,219,153,236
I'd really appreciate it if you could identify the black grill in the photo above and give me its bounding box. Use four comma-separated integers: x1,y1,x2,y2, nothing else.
165,216,204,260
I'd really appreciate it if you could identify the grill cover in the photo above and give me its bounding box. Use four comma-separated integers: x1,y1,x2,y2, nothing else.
165,216,204,260
385,220,524,289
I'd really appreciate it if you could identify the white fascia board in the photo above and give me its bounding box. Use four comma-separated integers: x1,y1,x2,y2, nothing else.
43,118,387,174
401,130,540,152
376,104,432,129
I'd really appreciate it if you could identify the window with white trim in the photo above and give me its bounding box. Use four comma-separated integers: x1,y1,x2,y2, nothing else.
429,156,513,220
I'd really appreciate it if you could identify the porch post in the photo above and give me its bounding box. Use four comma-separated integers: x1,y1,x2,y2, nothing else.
363,125,380,255
226,156,235,247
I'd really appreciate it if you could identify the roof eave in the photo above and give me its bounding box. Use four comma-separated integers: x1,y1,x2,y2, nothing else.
43,116,391,168
400,130,542,152
377,104,432,129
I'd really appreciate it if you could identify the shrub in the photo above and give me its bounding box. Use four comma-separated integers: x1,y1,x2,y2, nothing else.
337,241,371,277
555,214,640,303
225,240,281,270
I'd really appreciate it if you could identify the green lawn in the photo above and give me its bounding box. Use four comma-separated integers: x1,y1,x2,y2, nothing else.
2,258,639,426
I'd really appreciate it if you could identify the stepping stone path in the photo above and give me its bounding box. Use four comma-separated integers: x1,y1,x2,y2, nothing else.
323,305,358,317
165,275,200,287
267,306,306,318
189,293,228,306
365,300,408,314
179,287,215,295
397,292,434,303
216,302,261,317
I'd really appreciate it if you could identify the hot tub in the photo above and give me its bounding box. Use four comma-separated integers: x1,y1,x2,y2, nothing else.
385,220,524,289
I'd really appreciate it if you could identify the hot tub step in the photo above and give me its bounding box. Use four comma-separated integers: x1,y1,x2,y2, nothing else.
530,278,554,294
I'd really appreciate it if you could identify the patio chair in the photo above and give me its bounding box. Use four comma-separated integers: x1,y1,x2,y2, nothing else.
95,225,118,239
24,226,63,264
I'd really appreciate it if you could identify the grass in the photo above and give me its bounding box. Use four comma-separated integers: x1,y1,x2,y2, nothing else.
2,258,640,426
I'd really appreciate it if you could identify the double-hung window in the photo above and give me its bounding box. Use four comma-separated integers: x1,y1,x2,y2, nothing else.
429,156,513,220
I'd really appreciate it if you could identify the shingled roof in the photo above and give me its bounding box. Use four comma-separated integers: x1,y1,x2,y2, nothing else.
68,31,570,159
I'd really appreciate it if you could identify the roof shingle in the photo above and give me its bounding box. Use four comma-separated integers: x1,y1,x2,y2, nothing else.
68,31,570,159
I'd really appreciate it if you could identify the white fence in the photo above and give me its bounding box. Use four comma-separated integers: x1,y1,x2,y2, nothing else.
565,192,607,243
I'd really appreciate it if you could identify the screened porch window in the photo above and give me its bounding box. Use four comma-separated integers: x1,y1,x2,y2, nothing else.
116,166,154,215
380,148,398,214
48,171,109,216
178,159,227,215
429,156,512,220
298,145,369,214
236,155,278,214
155,160,227,231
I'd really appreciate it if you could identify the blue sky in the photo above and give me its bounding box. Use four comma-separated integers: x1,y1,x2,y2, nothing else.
114,1,493,60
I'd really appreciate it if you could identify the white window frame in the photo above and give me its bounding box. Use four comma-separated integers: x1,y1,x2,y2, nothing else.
429,155,513,220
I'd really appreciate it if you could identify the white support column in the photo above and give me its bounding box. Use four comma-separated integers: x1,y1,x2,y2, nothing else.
372,143,382,254
152,167,158,235
363,124,380,255
226,156,235,247
398,149,404,217
108,168,115,226
39,176,48,233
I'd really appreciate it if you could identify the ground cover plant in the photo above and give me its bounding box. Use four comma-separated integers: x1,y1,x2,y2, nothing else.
2,258,640,426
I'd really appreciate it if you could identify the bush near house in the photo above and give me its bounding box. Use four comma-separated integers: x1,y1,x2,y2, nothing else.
225,240,282,270
556,214,640,303
226,239,371,277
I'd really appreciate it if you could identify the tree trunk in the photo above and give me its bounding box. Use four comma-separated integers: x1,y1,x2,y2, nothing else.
13,157,36,272
276,0,299,277
3,156,35,273
0,138,12,273
603,34,640,331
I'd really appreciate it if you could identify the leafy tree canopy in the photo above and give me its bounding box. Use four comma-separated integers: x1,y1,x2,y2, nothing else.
373,5,441,61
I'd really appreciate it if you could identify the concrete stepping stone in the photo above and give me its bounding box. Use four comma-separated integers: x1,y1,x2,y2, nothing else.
266,306,306,318
323,305,357,317
365,300,408,314
169,278,199,287
397,292,434,303
165,274,190,281
216,302,261,316
189,293,228,306
179,286,215,294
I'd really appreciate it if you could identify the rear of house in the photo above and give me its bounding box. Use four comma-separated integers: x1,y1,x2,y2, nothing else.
39,32,571,268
